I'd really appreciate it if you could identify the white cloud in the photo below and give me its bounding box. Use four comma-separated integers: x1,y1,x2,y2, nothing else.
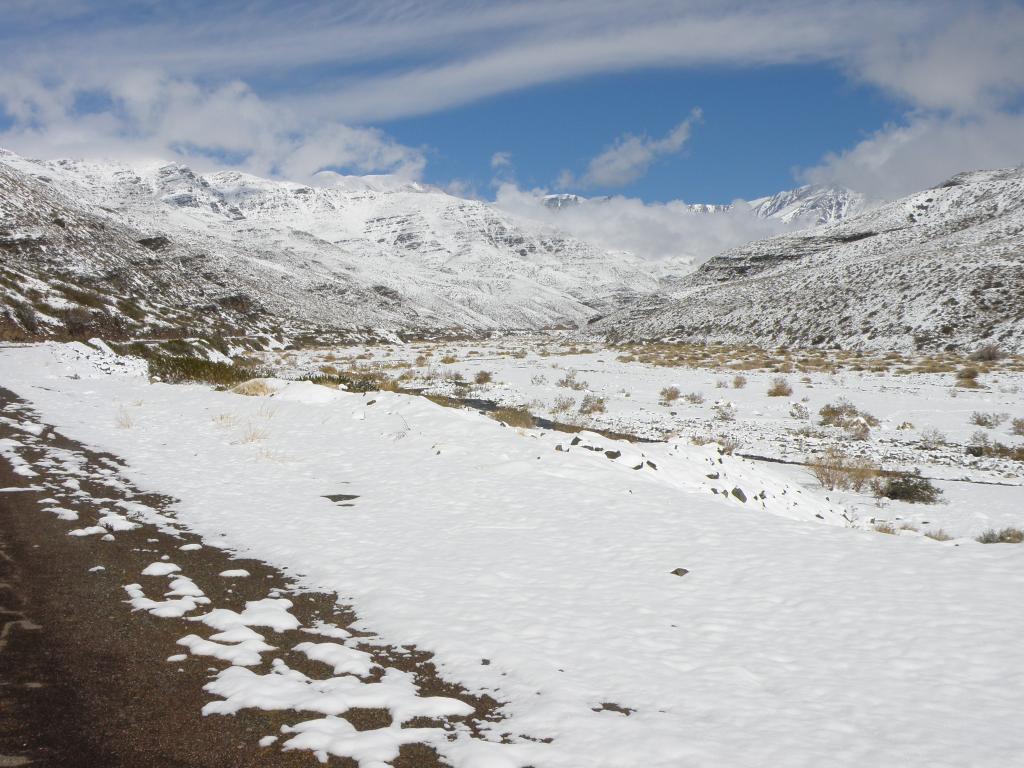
494,182,793,265
2,1,1023,200
0,73,425,183
491,151,513,169
801,111,1024,200
569,108,701,188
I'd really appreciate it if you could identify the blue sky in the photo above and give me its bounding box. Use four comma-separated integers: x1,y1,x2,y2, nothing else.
1,1,1022,204
381,64,904,203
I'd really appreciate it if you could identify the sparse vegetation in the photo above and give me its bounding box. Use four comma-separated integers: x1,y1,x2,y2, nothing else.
808,449,881,491
789,402,809,420
578,394,606,415
970,411,1008,428
732,375,747,389
767,376,793,397
955,367,981,388
975,527,1024,544
659,386,681,405
474,370,494,385
551,395,575,414
924,529,953,541
490,407,534,428
148,355,269,386
115,406,133,429
712,400,736,421
819,399,878,440
683,391,704,405
970,344,1004,362
1012,418,1024,436
556,369,588,390
870,471,943,504
874,522,896,535
919,428,946,450
231,379,276,397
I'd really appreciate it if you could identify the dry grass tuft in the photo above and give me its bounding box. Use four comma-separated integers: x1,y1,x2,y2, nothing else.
115,406,133,429
231,379,276,397
474,370,494,385
578,394,606,415
490,407,535,428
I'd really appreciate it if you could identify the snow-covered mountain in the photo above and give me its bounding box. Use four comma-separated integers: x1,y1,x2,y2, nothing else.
0,150,692,340
747,184,865,225
599,167,1024,353
543,183,863,225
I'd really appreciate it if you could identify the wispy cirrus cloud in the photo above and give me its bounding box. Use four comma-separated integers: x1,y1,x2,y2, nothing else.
0,1,1022,195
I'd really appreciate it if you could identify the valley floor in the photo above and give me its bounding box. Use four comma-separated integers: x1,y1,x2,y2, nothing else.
1,339,1023,767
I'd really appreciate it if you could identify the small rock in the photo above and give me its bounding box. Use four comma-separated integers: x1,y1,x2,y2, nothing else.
670,568,689,577
731,487,747,503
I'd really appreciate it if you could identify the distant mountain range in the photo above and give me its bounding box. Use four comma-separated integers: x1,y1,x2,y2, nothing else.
544,184,865,226
3,148,1020,353
0,150,691,340
597,168,1024,352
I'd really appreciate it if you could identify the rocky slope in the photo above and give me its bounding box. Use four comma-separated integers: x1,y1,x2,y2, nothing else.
0,150,689,341
599,168,1024,353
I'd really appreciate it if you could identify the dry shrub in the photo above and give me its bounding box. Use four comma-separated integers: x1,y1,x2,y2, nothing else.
919,428,946,450
976,527,1024,544
440,354,458,364
551,395,575,413
474,370,494,385
683,391,704,405
556,369,588,390
231,379,276,397
1011,417,1024,436
870,472,943,504
924,529,953,541
659,385,681,405
712,400,736,421
767,376,793,397
955,367,981,388
808,449,881,491
970,411,1007,428
490,407,534,428
732,375,747,389
578,394,606,415
970,344,1004,362
874,522,897,535
819,399,878,439
690,435,741,454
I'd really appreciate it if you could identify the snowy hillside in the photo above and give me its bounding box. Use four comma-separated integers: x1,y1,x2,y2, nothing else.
602,167,1024,353
747,183,865,225
0,150,690,340
544,184,862,224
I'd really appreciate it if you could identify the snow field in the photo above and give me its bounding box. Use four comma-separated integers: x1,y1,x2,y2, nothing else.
1,341,1023,767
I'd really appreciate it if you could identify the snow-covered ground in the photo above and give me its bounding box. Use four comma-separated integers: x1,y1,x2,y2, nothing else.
2,340,1024,767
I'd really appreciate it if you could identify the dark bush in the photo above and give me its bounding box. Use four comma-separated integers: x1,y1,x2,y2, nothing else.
148,355,268,386
871,471,943,504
